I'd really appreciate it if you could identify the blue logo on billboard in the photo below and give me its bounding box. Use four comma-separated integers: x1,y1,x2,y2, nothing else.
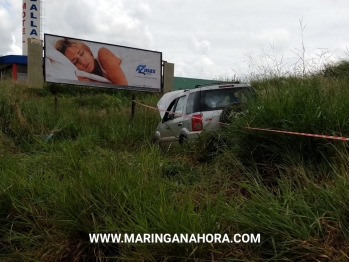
136,65,156,75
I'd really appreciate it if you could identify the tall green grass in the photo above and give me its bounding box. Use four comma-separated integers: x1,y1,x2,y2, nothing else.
1,77,349,261
221,76,349,173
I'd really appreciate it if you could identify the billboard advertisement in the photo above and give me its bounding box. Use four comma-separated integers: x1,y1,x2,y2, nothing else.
44,34,162,92
23,0,41,55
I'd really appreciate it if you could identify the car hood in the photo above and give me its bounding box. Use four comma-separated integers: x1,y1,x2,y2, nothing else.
157,90,186,119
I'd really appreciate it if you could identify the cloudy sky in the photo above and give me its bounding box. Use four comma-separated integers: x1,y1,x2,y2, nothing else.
1,0,349,80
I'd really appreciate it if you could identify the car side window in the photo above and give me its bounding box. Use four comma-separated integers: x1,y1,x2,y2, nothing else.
201,89,241,111
174,96,186,118
162,99,177,122
186,93,195,114
186,92,201,114
235,89,250,103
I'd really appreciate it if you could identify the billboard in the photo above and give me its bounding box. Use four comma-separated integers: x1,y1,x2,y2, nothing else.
23,0,41,55
44,34,162,92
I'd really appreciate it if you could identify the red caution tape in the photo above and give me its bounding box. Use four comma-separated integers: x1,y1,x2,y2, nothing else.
246,127,349,141
133,100,349,142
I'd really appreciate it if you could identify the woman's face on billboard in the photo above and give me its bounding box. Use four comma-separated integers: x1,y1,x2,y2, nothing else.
64,46,95,73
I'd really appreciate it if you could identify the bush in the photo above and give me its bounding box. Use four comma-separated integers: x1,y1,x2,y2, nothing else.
322,60,349,79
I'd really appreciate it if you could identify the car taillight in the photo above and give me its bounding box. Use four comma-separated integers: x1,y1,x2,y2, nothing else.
192,114,203,131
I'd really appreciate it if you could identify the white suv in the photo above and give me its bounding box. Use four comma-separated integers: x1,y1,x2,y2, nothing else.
154,82,255,145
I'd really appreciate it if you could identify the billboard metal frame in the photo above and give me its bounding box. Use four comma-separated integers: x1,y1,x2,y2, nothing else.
44,33,163,93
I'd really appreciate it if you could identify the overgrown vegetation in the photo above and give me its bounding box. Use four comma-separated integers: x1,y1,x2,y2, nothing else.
1,60,349,261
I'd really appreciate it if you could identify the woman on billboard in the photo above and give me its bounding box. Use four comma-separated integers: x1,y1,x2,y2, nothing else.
55,38,128,85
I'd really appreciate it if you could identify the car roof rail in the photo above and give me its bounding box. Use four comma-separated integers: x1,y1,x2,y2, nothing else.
194,81,240,88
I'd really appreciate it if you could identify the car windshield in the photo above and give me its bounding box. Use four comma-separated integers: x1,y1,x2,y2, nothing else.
200,88,252,111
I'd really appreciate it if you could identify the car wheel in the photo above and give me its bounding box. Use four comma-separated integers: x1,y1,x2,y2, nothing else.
220,102,242,124
179,134,188,145
151,135,160,145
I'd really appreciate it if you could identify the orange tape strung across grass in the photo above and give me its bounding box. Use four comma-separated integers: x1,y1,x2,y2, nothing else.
246,127,349,141
133,100,349,142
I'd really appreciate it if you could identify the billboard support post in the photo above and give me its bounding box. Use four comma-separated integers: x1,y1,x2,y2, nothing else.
27,38,43,88
131,94,136,121
54,95,58,115
163,62,174,93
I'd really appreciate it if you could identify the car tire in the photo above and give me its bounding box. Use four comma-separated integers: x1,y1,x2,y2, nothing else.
151,135,160,145
179,134,188,145
220,102,242,124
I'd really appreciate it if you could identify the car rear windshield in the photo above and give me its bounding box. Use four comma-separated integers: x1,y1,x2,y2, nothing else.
200,88,252,111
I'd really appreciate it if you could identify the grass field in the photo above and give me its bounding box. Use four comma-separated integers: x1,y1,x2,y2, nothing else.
1,68,349,261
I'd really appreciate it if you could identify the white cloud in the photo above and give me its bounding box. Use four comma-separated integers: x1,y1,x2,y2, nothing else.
188,36,212,55
128,3,152,19
44,0,154,49
193,55,214,69
174,55,238,80
0,3,18,55
250,28,291,53
9,35,22,55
